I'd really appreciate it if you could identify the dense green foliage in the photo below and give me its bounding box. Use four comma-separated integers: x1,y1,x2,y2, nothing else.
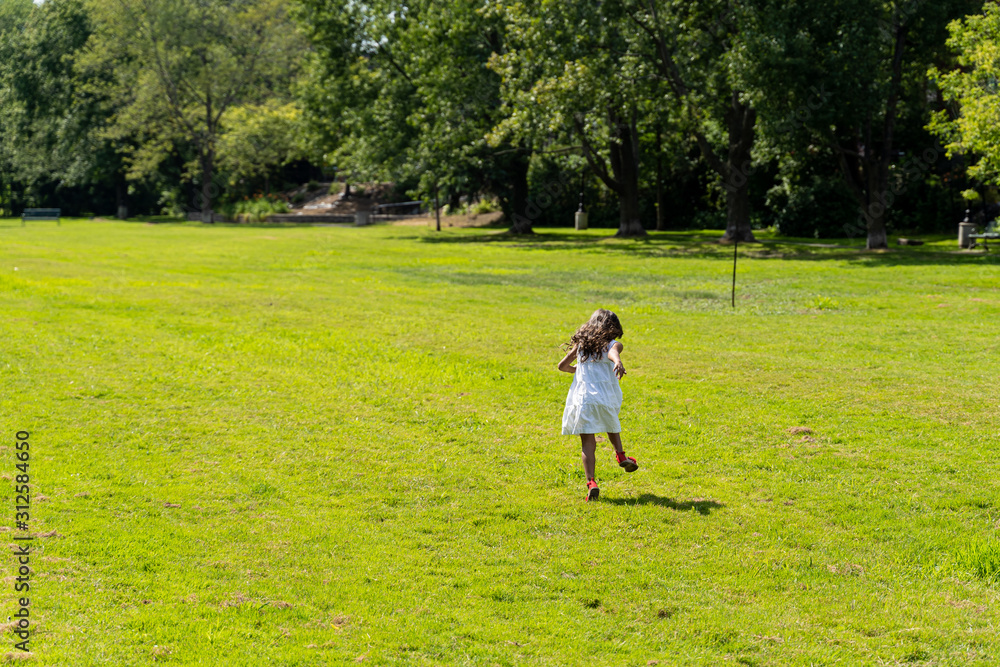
930,4,1000,191
3,1,1000,238
0,0,315,220
3,219,1000,663
81,0,306,221
743,0,983,247
0,0,131,217
295,0,539,231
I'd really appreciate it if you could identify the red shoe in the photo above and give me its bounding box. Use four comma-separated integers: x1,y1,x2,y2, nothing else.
615,450,639,472
585,479,600,501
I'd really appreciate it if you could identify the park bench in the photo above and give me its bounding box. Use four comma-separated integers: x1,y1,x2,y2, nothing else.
970,219,1000,250
21,208,61,227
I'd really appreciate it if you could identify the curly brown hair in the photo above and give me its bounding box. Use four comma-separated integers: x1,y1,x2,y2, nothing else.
566,309,623,362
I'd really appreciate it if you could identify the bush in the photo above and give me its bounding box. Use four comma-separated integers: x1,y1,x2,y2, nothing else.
441,199,498,216
307,180,320,191
227,193,290,222
470,198,499,215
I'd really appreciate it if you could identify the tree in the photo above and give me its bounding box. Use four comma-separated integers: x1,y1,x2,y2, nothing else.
743,0,982,249
0,0,34,216
295,0,414,187
621,0,760,242
295,0,536,233
0,0,134,216
488,0,654,237
490,0,766,240
84,0,304,222
929,4,1000,190
216,101,311,194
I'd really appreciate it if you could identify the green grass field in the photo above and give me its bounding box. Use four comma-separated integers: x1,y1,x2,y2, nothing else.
2,218,1000,665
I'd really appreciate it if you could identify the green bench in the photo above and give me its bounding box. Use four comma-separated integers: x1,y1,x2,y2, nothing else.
970,219,1000,250
21,208,61,227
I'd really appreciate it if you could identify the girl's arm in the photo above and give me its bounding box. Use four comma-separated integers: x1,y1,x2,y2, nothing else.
608,341,626,379
557,346,577,373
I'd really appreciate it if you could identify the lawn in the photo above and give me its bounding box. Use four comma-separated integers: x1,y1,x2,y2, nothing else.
1,218,999,665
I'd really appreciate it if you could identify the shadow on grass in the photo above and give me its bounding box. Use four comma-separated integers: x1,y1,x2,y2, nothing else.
52,218,996,267
417,229,735,256
116,217,352,229
416,228,1000,267
601,494,724,514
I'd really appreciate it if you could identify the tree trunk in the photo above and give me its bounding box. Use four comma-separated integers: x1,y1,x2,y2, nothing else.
866,211,889,249
863,159,892,249
863,19,906,251
507,154,533,234
838,142,892,250
834,19,906,251
641,23,755,242
615,157,644,237
115,172,128,220
489,147,533,234
200,149,214,224
609,111,646,237
724,186,752,243
656,128,667,231
720,93,757,243
202,89,216,224
434,185,441,232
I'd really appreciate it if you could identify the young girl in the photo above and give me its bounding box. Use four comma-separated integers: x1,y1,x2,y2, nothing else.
558,309,638,501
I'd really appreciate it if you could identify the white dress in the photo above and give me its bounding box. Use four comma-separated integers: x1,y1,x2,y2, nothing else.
561,340,623,435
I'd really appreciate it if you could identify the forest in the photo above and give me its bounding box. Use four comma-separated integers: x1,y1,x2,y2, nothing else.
3,0,1000,248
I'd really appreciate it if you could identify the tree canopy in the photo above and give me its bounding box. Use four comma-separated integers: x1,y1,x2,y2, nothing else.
930,4,1000,189
0,0,994,241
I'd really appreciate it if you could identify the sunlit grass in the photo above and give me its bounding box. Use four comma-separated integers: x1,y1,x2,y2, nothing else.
1,219,999,665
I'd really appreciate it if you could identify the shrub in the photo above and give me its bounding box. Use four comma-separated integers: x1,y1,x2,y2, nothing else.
470,198,499,215
231,193,290,222
443,199,499,217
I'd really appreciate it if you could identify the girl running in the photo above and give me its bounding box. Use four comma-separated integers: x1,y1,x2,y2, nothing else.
558,309,638,501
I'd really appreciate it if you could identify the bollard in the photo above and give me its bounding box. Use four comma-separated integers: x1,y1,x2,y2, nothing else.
959,222,975,248
354,210,371,227
959,209,975,248
575,211,588,230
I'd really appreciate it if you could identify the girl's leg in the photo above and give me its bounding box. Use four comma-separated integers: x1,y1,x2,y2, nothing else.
609,432,639,471
580,434,597,480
